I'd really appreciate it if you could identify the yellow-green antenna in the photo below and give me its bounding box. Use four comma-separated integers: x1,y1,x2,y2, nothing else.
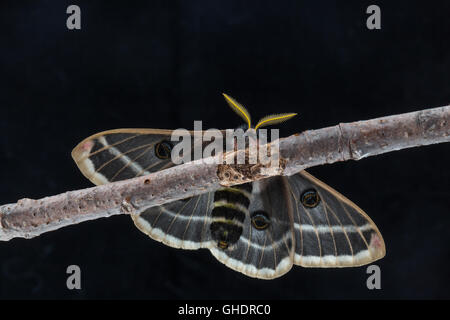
222,93,252,129
254,113,297,130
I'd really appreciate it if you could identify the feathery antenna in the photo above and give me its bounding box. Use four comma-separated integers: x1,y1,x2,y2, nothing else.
222,93,252,129
255,113,297,130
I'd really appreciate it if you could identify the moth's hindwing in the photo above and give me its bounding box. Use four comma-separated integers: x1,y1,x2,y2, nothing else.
132,177,296,280
71,129,179,185
287,171,385,267
131,192,215,250
209,178,295,279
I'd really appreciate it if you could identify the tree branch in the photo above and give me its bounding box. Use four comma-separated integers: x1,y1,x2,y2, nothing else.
1,105,449,241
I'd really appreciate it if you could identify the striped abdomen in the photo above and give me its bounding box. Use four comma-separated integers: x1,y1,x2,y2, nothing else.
210,183,252,249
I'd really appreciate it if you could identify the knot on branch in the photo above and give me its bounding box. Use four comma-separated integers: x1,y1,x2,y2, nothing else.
416,108,449,137
217,158,286,186
120,196,139,215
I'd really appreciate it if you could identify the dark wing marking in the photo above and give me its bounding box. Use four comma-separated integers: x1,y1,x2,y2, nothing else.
210,176,295,279
131,192,215,250
287,171,385,267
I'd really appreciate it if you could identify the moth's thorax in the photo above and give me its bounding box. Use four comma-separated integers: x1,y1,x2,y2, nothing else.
210,183,253,249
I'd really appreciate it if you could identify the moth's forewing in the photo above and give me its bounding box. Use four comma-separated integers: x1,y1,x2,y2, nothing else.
287,171,385,267
209,177,295,280
72,128,228,185
72,129,177,185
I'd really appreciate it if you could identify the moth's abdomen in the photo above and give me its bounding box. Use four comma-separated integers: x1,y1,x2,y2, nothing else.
210,183,252,249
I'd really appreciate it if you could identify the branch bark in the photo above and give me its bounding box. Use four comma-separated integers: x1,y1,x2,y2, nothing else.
1,105,449,241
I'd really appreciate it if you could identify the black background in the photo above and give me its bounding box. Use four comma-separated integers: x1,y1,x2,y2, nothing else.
0,0,449,299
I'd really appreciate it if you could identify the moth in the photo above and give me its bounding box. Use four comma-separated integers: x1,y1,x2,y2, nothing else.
71,93,385,279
